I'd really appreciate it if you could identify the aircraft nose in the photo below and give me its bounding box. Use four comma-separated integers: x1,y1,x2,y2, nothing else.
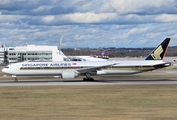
2,68,7,73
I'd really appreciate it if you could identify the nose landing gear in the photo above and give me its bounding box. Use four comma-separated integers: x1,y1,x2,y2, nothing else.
14,77,18,82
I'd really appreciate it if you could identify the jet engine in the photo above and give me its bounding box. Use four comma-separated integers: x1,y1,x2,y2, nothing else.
61,70,79,79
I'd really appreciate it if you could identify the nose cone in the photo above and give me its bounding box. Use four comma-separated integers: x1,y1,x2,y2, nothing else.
2,68,5,72
2,68,8,74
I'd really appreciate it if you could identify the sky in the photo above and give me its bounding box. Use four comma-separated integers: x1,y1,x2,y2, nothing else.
0,0,177,48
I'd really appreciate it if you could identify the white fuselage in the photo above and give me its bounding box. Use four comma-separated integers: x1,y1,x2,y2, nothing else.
2,60,170,77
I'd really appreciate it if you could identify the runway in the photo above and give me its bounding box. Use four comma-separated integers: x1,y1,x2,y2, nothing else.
0,79,177,86
0,69,176,86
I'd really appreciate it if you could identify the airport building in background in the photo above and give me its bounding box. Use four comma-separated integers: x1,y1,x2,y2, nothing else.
7,45,64,63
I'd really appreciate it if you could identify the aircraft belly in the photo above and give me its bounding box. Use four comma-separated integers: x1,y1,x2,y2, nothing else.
16,70,62,76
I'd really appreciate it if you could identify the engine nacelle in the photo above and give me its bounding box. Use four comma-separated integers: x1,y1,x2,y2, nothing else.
61,70,79,80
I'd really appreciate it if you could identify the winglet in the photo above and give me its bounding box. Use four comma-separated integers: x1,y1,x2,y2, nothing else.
145,38,171,60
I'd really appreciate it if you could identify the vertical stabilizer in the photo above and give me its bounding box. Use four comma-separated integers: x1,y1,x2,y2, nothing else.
145,38,171,60
98,50,109,59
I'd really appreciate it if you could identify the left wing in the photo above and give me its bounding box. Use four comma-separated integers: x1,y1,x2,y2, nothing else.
76,63,117,74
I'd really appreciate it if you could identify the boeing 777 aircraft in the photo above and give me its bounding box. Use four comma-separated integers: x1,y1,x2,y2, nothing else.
2,38,171,82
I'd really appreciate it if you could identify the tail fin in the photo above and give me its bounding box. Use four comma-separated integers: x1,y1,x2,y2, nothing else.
98,50,109,59
145,38,171,60
100,50,106,56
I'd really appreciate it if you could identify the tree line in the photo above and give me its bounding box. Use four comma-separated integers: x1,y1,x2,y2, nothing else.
62,46,177,58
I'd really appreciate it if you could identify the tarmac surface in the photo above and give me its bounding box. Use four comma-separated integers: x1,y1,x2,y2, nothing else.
0,79,177,86
0,69,176,86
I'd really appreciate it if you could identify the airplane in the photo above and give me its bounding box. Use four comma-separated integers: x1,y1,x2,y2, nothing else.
65,50,109,61
2,38,171,82
58,35,109,61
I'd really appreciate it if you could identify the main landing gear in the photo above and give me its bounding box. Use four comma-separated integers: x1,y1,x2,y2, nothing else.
83,73,94,81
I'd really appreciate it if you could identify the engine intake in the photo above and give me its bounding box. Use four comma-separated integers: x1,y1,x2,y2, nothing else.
62,70,78,80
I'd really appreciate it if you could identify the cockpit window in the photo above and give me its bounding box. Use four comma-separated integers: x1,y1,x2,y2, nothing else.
5,66,9,68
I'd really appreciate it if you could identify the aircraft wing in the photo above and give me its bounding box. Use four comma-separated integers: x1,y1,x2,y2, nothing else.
76,63,117,74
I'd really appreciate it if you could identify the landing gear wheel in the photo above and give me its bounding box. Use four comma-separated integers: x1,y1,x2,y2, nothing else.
83,77,94,81
83,78,87,81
